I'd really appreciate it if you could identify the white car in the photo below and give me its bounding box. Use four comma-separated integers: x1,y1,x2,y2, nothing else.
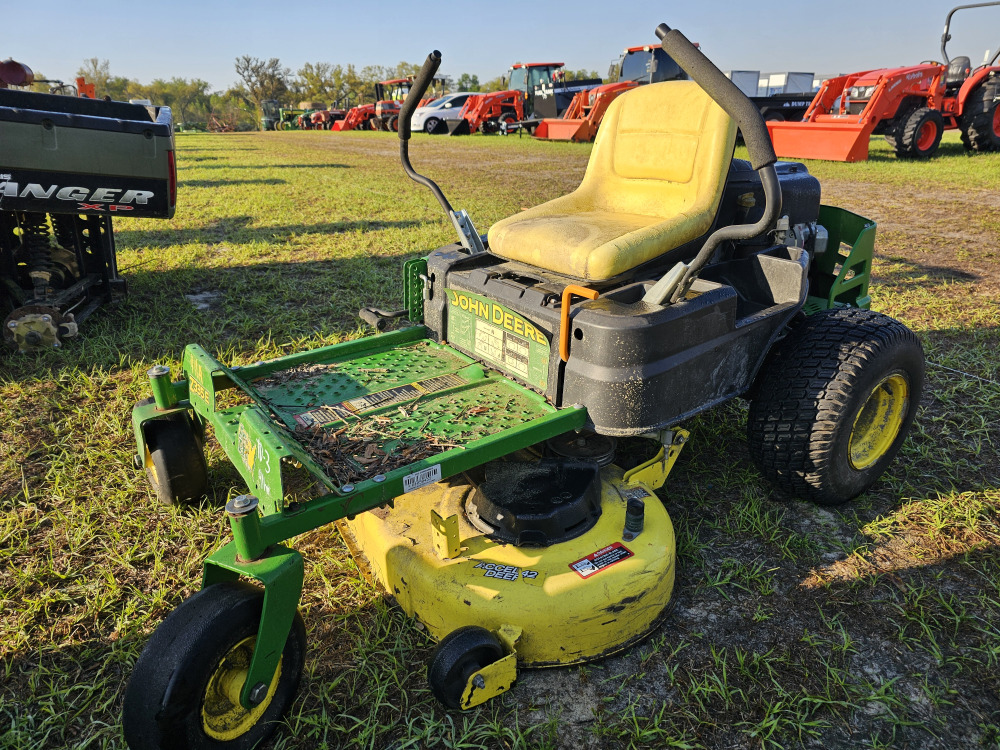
410,92,476,134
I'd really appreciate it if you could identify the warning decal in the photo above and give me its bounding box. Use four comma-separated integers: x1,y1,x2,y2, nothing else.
569,542,633,579
293,372,466,428
474,320,530,379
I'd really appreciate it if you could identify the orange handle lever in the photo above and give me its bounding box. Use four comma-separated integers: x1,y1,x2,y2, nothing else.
559,285,600,363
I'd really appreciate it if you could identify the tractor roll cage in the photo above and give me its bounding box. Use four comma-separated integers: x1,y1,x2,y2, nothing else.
941,2,1000,64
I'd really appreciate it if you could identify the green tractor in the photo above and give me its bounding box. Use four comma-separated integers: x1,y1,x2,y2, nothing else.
122,21,923,750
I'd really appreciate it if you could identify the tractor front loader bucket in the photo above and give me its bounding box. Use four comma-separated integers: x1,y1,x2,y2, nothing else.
766,120,874,163
447,119,471,136
533,118,589,142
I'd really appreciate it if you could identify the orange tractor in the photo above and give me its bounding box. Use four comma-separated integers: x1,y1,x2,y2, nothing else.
531,44,689,141
447,62,578,134
531,81,636,141
446,90,525,134
332,78,414,132
767,2,1000,161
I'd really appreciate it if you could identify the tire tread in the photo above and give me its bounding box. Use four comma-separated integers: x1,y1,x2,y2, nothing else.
748,308,923,505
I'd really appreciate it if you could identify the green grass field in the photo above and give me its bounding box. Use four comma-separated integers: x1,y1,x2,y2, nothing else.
1,129,999,749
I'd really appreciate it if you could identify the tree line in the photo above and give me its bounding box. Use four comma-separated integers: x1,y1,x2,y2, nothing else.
27,57,598,130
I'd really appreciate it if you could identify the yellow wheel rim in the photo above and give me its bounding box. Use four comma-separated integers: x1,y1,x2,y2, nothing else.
144,446,159,485
849,373,909,470
201,636,282,741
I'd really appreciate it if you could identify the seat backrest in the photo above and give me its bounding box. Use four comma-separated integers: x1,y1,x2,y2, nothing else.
947,56,971,85
576,80,736,220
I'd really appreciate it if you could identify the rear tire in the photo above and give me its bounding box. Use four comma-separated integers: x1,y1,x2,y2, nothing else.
895,107,943,158
959,78,1000,152
747,308,924,505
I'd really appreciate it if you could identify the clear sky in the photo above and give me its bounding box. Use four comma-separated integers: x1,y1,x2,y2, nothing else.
3,0,999,90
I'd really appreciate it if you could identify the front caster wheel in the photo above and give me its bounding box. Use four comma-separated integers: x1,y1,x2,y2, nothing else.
140,399,209,506
748,308,924,505
427,626,504,709
123,581,306,750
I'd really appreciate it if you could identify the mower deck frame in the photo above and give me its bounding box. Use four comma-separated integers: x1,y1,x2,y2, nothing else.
133,325,586,706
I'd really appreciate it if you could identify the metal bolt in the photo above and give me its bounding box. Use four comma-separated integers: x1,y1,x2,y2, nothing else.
248,682,268,705
473,674,486,689
41,314,52,323
622,497,645,542
225,494,259,516
147,364,170,378
373,474,386,483
341,484,355,493
7,320,16,329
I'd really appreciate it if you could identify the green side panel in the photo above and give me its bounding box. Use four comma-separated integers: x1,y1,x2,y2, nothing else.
403,257,428,322
183,344,222,412
234,409,294,512
805,205,875,314
443,288,550,390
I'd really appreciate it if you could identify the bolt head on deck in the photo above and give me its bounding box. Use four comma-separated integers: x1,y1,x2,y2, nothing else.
147,364,171,379
226,494,259,516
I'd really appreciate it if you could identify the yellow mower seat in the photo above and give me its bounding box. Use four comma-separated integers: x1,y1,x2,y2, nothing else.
488,81,737,281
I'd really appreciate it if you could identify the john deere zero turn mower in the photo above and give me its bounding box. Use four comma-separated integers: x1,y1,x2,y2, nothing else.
122,22,924,750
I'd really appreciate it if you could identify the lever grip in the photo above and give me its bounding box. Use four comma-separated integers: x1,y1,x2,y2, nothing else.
399,50,442,141
359,308,388,331
655,23,776,171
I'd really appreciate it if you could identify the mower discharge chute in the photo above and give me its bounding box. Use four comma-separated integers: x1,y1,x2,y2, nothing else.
122,22,925,750
767,1,1000,161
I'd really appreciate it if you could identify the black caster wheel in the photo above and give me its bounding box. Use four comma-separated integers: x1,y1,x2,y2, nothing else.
139,399,209,506
122,581,306,750
427,626,504,709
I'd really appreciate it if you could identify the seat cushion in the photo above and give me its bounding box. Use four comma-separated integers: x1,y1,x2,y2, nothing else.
489,81,736,281
488,209,704,280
